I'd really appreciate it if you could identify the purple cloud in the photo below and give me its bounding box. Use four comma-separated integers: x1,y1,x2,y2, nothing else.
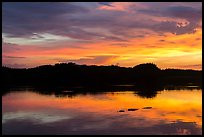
2,2,202,43
138,5,201,34
2,2,90,38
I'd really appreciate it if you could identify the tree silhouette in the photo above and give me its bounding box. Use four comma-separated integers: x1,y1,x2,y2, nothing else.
2,62,202,90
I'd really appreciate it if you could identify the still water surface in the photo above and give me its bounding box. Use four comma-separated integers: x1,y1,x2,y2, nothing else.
2,87,202,135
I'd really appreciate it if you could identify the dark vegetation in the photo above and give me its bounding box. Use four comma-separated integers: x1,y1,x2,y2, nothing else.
2,62,202,97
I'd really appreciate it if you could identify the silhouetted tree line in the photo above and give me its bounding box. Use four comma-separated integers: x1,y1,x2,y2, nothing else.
2,62,202,89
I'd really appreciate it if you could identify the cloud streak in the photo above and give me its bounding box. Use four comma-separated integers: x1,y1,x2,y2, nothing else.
58,55,119,65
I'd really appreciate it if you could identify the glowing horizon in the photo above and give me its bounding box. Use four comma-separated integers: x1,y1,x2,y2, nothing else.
2,2,202,70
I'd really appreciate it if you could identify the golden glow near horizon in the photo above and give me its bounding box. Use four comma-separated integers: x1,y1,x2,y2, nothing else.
2,2,202,70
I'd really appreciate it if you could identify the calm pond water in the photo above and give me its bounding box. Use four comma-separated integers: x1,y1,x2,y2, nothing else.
2,87,202,135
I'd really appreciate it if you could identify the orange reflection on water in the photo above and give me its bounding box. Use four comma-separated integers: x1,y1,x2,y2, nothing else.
2,89,202,128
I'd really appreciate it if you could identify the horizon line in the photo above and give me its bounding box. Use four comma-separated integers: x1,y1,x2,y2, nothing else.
2,62,202,71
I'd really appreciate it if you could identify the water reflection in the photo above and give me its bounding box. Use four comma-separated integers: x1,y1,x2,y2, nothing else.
2,86,202,135
3,85,201,98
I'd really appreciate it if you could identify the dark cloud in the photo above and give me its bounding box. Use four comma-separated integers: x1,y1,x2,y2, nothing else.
2,2,202,41
98,2,113,7
159,39,165,42
54,27,103,41
166,6,202,20
153,21,178,34
138,5,201,35
2,2,90,38
2,3,128,41
151,20,198,35
195,38,201,41
3,55,26,59
138,5,201,20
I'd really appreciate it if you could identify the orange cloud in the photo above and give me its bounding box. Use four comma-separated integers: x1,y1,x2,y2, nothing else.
97,2,133,11
2,27,202,69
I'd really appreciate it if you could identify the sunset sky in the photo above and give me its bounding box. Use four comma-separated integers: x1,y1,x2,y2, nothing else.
2,2,202,70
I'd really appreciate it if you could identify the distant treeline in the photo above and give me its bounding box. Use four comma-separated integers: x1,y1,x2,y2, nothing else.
2,62,202,88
